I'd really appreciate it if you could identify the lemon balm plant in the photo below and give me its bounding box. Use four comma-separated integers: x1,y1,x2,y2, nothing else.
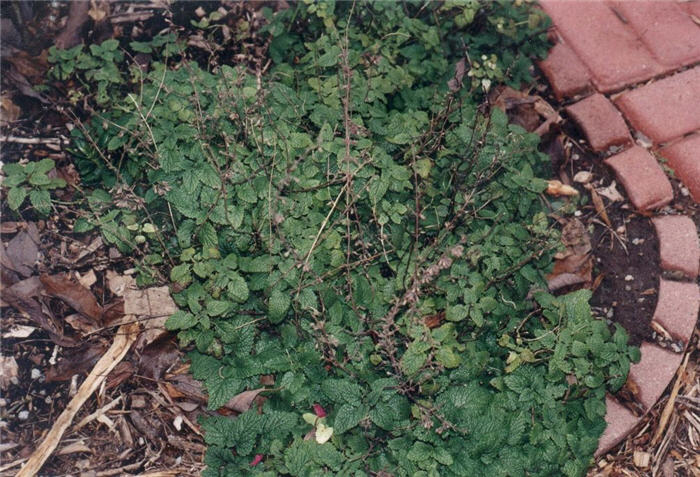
48,1,639,475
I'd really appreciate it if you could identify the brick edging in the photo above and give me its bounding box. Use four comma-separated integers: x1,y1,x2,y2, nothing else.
534,2,700,456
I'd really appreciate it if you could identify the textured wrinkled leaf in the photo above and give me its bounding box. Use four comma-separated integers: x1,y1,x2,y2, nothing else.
7,187,27,210
268,289,290,323
166,310,197,330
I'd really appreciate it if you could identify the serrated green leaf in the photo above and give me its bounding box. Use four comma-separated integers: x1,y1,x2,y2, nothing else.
198,222,218,249
29,189,52,215
333,403,366,434
227,272,249,302
436,346,461,368
170,263,192,284
7,187,27,211
166,310,197,330
268,289,290,323
206,300,231,317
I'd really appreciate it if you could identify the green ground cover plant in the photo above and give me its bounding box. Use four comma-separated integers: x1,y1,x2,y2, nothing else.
41,1,639,475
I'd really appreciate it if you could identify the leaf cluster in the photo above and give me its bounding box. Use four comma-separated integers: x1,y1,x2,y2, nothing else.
46,2,640,476
1,159,66,216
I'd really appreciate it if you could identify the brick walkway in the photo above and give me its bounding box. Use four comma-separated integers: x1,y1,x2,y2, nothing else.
538,0,700,457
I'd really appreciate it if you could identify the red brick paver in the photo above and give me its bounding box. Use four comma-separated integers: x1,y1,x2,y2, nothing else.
615,67,700,144
652,279,699,344
611,1,700,68
565,94,631,152
660,134,700,202
539,0,700,458
539,1,665,92
538,41,593,100
627,343,683,410
652,215,700,278
680,0,700,19
595,396,640,457
604,146,673,211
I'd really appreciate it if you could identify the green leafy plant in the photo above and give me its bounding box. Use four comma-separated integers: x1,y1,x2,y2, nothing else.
47,1,640,475
1,159,66,216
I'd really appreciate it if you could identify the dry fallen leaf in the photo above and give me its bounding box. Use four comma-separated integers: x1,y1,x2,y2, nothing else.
546,180,579,197
138,336,180,380
223,388,268,413
40,273,103,323
0,95,21,126
633,450,651,469
573,171,593,184
3,276,78,347
546,218,593,292
87,1,108,21
0,355,19,390
46,342,108,382
424,311,445,329
77,270,97,289
2,324,36,339
106,269,136,296
5,223,40,277
585,184,611,227
561,219,592,256
597,181,624,202
124,285,177,347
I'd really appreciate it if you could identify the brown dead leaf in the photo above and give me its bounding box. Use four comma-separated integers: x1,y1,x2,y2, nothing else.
40,273,103,323
585,184,611,227
5,223,40,277
163,382,187,400
546,252,592,292
106,270,135,296
102,299,125,326
46,342,108,382
547,218,594,292
3,276,78,347
165,374,208,403
223,388,268,413
0,221,25,234
88,1,108,21
5,50,49,83
77,269,97,289
2,324,36,339
138,336,180,380
561,219,592,256
597,181,624,202
424,311,445,329
447,58,468,92
105,361,135,390
0,95,21,126
617,378,645,417
125,285,177,347
491,86,561,135
0,355,19,390
65,313,98,334
546,180,579,197
546,272,588,292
